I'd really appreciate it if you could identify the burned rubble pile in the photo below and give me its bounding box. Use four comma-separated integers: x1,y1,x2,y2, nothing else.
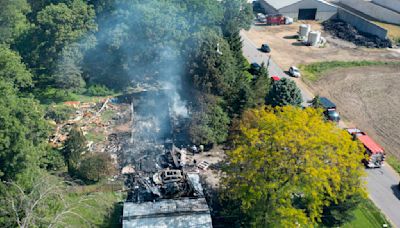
117,91,202,203
323,20,392,48
48,98,129,155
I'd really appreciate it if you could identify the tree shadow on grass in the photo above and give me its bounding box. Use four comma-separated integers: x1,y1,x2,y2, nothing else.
100,201,123,228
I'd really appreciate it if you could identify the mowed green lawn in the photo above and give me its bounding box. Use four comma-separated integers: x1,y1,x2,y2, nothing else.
344,199,391,228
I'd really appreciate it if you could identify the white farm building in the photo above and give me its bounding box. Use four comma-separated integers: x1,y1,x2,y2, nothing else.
259,0,337,20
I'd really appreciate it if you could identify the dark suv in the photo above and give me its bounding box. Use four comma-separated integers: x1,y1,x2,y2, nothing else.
249,62,261,75
261,44,271,53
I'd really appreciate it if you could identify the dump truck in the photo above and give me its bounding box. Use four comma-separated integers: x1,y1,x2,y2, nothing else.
319,97,340,122
346,128,385,168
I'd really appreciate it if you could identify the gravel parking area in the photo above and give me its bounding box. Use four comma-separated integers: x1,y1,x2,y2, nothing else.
243,22,400,70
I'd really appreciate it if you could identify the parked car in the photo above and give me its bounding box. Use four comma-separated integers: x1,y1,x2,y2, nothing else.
271,75,280,81
249,62,261,75
256,13,266,23
289,66,301,78
249,63,261,75
260,43,271,53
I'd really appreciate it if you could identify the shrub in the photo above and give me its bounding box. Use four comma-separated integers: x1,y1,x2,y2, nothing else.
45,105,76,123
86,84,114,96
78,153,115,183
41,148,66,171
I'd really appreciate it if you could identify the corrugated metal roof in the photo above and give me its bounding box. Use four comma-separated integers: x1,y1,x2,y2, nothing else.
263,0,303,10
357,135,384,154
263,0,335,10
122,198,213,228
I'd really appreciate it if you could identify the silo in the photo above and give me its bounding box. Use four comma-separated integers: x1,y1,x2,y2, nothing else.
308,31,321,46
299,24,311,38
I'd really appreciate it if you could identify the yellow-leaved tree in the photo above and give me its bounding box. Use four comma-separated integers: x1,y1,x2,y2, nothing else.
223,106,365,227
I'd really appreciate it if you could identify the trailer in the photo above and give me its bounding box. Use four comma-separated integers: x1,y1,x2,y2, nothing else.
346,128,385,168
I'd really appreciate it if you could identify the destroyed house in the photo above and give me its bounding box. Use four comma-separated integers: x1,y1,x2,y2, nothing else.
123,173,212,228
122,198,212,228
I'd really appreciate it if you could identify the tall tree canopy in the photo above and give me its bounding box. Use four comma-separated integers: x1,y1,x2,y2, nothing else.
0,45,33,89
0,81,48,181
0,0,31,44
36,0,96,68
189,95,230,145
189,33,237,96
223,106,365,227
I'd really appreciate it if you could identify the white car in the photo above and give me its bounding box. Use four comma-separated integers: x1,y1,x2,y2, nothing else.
289,66,301,78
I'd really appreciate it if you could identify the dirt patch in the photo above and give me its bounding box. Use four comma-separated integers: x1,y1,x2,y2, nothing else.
308,65,400,159
245,22,400,70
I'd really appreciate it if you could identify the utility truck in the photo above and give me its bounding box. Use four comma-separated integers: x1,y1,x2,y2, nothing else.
346,128,385,168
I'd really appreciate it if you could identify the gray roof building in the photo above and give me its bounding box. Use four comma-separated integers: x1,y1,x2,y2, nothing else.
259,0,337,20
122,198,213,228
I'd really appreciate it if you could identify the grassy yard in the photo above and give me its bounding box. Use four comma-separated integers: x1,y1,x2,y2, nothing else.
344,198,391,228
386,155,400,175
60,190,124,228
299,61,400,82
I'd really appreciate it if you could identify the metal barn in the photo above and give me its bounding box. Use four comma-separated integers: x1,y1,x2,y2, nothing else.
259,0,337,21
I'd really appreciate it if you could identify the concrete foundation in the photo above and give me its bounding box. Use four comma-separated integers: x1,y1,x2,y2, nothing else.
336,8,388,39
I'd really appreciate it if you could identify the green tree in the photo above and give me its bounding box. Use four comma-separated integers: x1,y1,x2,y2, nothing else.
41,148,66,171
222,0,253,36
34,0,96,74
250,63,271,106
225,30,247,70
62,127,87,174
0,81,48,181
223,106,365,227
53,45,86,91
189,33,237,96
78,153,115,183
189,96,230,145
0,0,31,44
0,45,33,89
311,95,324,109
267,78,303,107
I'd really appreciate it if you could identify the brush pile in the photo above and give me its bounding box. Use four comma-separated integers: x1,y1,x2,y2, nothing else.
323,20,392,48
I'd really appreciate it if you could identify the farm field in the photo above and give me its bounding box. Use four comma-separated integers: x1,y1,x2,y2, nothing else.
307,65,400,159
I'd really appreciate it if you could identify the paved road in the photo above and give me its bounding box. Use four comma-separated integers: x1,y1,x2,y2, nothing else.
240,31,313,106
366,166,400,227
241,30,400,227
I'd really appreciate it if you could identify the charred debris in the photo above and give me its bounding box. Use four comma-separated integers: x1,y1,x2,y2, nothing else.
116,90,207,203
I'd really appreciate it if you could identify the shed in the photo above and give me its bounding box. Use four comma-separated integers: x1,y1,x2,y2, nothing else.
259,0,337,20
